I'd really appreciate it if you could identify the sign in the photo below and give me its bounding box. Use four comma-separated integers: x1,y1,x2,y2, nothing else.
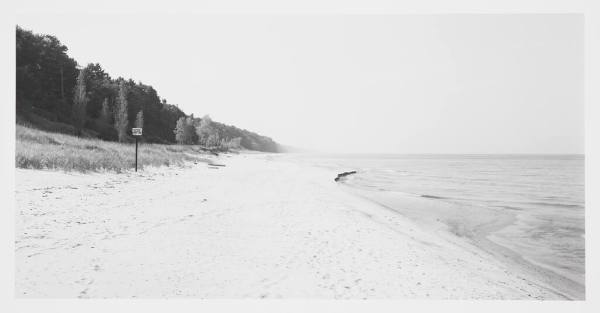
131,128,142,171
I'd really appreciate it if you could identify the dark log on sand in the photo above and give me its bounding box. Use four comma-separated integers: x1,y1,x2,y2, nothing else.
334,171,357,182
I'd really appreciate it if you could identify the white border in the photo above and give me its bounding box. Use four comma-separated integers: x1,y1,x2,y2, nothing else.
1,1,597,312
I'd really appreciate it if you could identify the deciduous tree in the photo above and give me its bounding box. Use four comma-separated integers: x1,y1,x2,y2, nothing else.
72,67,88,135
135,110,144,129
99,98,111,125
114,81,129,142
174,116,196,144
196,115,213,146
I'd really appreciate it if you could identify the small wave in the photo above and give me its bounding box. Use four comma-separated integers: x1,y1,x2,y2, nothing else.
420,194,448,200
524,201,583,209
496,205,524,211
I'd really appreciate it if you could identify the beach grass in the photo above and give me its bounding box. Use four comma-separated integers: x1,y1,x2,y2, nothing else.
16,124,211,172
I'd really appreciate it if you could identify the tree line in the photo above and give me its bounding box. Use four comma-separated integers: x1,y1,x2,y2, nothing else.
16,26,280,152
173,115,278,151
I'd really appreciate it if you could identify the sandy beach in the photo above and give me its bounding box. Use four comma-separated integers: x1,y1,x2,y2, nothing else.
15,153,571,299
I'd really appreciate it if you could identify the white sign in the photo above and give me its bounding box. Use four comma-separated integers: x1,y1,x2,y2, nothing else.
132,128,143,136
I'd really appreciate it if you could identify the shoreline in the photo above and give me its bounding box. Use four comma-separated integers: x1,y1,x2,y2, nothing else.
336,182,584,300
15,153,575,299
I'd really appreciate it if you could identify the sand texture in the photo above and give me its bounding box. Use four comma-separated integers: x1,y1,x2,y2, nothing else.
15,154,568,299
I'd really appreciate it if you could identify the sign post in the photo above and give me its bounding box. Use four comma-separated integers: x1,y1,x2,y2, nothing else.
132,128,143,171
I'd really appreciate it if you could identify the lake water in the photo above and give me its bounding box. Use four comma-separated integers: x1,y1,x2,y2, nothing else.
281,153,585,296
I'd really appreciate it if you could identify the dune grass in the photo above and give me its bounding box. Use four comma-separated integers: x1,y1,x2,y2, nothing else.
16,125,212,172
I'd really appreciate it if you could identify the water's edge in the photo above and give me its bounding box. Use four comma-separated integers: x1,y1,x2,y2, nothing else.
338,182,584,300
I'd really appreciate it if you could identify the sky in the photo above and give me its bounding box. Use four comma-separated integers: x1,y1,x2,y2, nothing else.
16,13,584,154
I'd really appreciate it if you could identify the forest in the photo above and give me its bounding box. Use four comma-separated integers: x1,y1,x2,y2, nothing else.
15,26,280,152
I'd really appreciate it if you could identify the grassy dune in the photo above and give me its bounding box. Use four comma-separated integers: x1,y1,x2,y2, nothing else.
16,125,212,172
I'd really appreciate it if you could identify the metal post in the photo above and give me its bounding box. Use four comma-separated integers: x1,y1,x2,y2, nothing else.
135,137,138,172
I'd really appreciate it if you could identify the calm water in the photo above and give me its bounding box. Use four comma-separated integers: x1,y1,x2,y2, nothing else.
283,154,585,288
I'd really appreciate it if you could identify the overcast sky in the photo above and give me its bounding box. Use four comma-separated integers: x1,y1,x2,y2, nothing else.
17,14,583,153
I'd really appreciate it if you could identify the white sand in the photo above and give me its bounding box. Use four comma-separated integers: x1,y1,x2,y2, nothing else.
15,153,568,299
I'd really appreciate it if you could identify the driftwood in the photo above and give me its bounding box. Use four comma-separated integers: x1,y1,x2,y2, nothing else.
208,163,226,167
334,171,357,182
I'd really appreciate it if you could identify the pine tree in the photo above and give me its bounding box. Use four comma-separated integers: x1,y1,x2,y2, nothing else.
72,67,88,135
114,81,129,142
